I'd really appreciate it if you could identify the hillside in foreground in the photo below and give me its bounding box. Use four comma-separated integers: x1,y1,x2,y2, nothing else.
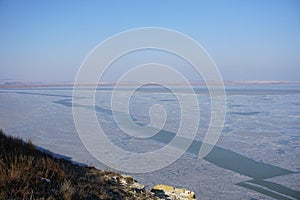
0,130,195,200
0,129,158,199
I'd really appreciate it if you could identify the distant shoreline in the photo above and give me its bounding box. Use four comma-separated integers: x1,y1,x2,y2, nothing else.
1,80,299,89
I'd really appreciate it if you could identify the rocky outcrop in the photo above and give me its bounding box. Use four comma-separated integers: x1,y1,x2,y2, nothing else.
120,174,146,194
118,175,196,200
151,184,196,200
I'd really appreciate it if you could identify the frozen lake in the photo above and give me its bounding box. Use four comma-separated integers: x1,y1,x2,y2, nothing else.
0,84,300,199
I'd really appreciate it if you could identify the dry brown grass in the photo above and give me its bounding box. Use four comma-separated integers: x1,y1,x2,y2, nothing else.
0,129,156,200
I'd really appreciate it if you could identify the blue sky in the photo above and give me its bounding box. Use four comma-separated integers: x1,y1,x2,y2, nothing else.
0,0,299,82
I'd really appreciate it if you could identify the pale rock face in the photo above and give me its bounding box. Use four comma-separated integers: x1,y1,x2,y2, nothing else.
151,184,196,200
120,174,146,194
120,175,196,200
